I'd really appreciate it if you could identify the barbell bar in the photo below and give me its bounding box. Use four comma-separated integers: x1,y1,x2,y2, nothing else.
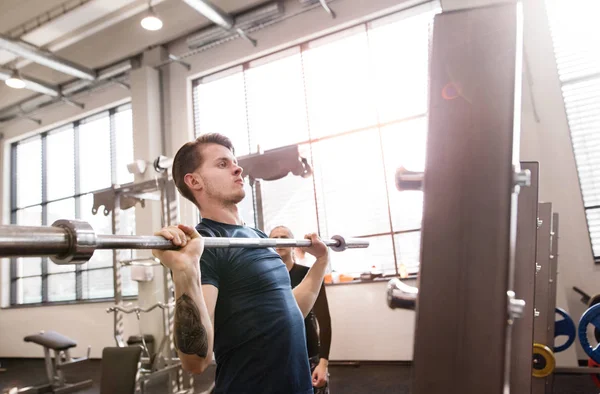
0,219,369,265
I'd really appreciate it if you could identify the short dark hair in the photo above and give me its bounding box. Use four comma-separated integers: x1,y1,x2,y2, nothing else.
172,133,235,207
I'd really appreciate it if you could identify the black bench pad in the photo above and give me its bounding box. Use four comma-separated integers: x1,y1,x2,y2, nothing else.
24,331,77,351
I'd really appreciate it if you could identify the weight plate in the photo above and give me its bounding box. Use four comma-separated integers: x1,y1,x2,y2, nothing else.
532,343,555,378
554,307,576,352
589,295,600,342
578,303,600,364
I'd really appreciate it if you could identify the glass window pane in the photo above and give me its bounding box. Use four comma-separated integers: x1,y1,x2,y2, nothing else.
46,127,75,201
47,198,76,274
48,272,76,302
312,129,389,236
194,68,250,156
17,277,42,304
82,268,114,299
368,12,432,122
121,266,138,297
239,181,256,228
118,205,137,237
330,235,395,276
302,27,377,138
79,114,112,193
16,137,42,207
586,208,600,257
47,197,76,222
115,108,134,185
246,51,310,151
562,78,600,207
547,0,600,82
394,231,421,275
260,145,318,236
261,174,318,236
16,206,42,226
381,117,427,231
80,194,113,270
16,207,42,277
17,257,42,277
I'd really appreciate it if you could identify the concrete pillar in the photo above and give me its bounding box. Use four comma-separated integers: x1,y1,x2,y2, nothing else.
164,61,197,225
129,46,169,348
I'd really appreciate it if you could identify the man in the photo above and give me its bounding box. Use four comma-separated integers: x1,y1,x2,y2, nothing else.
152,133,330,394
270,226,332,394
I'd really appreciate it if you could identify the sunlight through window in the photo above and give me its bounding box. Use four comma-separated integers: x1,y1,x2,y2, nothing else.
192,5,439,277
547,0,600,259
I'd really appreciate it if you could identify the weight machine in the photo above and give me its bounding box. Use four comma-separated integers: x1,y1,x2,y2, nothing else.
385,2,558,393
93,158,194,394
384,2,600,392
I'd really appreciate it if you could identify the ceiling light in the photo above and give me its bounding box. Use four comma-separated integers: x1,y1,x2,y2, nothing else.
5,70,25,89
141,7,163,31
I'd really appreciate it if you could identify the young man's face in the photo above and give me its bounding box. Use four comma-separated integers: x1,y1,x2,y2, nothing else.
196,143,246,205
269,227,293,260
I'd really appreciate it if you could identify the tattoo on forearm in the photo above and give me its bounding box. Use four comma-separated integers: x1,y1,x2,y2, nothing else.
174,294,209,357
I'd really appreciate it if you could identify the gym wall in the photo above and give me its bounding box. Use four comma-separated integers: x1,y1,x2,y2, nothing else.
0,0,597,366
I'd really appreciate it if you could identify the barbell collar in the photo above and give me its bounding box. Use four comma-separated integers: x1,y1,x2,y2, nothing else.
51,220,96,265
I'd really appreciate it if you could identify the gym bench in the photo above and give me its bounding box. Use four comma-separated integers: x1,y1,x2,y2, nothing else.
18,330,93,394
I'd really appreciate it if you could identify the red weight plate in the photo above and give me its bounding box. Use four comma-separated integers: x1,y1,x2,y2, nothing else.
587,358,600,388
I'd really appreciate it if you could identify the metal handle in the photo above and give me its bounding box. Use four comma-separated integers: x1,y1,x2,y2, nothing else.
62,345,92,366
387,278,418,310
0,219,369,265
119,257,162,267
395,167,532,192
395,166,424,191
106,302,174,314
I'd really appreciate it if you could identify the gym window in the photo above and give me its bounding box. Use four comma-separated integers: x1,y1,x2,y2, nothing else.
546,0,600,262
8,103,138,306
192,3,439,278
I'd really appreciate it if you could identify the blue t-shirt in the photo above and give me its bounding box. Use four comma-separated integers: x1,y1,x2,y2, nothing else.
196,219,313,394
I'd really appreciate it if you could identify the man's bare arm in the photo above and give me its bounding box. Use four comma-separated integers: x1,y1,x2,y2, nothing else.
172,276,218,373
151,224,218,375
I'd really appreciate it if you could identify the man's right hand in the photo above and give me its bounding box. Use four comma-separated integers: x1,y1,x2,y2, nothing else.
152,224,204,275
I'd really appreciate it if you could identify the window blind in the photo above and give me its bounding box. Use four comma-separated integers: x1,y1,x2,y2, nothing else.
547,0,600,259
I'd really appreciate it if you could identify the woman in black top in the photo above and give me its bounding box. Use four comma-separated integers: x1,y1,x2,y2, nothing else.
270,226,332,394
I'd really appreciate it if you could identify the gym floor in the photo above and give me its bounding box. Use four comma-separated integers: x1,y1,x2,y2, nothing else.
0,358,596,394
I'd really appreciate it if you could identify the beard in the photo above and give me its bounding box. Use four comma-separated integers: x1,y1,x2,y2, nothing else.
202,176,246,206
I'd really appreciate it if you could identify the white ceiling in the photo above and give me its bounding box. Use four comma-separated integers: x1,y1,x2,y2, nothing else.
0,0,70,33
0,0,266,110
0,0,170,67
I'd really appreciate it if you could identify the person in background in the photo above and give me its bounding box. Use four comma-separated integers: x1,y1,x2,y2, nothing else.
270,225,333,394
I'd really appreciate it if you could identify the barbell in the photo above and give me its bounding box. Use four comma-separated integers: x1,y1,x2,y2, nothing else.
0,219,369,265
